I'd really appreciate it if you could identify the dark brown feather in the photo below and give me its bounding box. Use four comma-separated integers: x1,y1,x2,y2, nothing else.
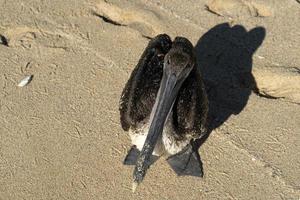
119,34,172,130
174,67,208,139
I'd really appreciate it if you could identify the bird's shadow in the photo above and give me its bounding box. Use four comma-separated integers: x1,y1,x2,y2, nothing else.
193,23,266,148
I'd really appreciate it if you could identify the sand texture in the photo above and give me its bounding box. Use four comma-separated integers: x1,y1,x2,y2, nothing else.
0,0,299,199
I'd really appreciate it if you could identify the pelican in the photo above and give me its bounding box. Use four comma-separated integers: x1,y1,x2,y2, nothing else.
119,34,208,192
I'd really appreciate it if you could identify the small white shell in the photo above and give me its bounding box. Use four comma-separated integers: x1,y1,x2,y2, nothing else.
17,75,33,87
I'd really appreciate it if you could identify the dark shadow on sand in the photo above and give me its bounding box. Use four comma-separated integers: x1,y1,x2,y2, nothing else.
194,23,266,147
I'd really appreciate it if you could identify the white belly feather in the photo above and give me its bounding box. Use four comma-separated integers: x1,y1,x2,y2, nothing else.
129,115,189,156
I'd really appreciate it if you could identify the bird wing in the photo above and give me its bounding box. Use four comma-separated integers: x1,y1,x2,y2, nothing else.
174,66,208,138
119,34,172,131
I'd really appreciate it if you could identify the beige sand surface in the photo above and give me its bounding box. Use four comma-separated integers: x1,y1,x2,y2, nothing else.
0,0,299,199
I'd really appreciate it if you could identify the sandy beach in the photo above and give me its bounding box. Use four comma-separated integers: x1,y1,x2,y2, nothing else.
0,0,299,199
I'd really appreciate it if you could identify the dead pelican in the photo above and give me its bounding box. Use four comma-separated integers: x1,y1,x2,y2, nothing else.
119,34,208,192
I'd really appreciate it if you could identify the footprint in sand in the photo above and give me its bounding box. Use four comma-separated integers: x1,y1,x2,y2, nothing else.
206,0,272,18
1,27,71,54
2,27,38,48
92,1,165,38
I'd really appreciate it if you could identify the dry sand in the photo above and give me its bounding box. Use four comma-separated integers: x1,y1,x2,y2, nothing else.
0,0,299,199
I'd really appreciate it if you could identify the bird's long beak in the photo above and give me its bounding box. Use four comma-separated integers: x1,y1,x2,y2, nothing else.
132,71,182,192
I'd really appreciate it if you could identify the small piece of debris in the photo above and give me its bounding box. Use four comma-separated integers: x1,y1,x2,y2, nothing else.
0,34,8,46
17,75,33,87
257,55,265,59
